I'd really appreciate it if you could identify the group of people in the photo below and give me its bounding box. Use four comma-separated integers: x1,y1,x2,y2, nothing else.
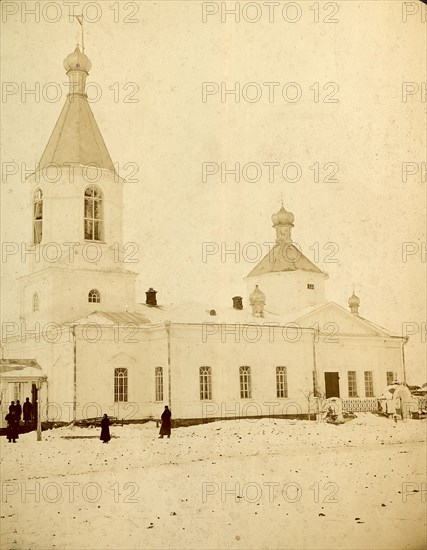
5,398,33,443
6,401,171,444
99,405,172,443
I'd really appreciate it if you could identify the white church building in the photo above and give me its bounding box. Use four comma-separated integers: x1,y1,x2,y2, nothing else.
1,44,408,425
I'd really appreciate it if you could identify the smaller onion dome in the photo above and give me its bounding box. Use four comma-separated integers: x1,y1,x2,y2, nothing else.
249,285,266,303
63,46,92,73
249,285,266,318
348,292,360,307
272,205,294,227
348,291,360,315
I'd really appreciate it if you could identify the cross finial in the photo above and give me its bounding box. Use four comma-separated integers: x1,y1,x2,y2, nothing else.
74,15,85,53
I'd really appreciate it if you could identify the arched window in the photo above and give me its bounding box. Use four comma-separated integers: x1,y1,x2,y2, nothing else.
88,289,101,303
33,189,43,244
84,186,103,241
199,366,212,400
239,366,252,399
32,292,39,312
114,368,128,402
276,366,288,398
155,367,163,402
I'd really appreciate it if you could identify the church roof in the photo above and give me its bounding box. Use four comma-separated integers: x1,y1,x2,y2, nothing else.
0,360,45,379
246,242,327,277
70,311,152,325
292,302,398,337
68,301,401,339
39,95,114,169
0,359,41,370
96,311,151,324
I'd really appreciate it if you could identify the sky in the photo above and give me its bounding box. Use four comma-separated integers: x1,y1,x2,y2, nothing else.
1,0,426,382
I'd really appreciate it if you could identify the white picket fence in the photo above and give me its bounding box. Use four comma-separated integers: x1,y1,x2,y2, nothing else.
340,396,427,413
341,398,378,413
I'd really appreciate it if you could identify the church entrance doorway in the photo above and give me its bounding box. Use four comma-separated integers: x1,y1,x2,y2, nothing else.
324,372,340,398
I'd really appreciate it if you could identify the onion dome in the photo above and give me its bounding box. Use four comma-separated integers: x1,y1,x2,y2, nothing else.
348,292,360,315
249,285,266,318
63,46,92,73
348,292,360,307
272,205,294,227
272,204,294,244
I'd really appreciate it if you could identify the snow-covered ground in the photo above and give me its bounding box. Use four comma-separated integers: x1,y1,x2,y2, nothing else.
1,414,426,550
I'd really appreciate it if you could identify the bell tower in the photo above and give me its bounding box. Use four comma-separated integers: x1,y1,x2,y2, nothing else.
20,45,138,326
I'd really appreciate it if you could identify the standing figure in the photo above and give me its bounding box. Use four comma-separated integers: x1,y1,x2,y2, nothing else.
5,410,19,443
23,398,33,427
100,414,111,443
8,401,15,413
159,406,172,439
15,400,22,424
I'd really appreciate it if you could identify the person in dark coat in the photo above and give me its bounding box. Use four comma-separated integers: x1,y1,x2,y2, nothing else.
9,401,15,413
5,410,19,443
100,414,111,443
23,398,33,426
159,406,171,438
15,400,22,423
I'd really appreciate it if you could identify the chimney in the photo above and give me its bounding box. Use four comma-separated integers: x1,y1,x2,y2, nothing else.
232,296,243,310
145,288,157,306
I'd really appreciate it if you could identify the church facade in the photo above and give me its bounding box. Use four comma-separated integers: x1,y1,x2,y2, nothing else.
1,45,408,425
